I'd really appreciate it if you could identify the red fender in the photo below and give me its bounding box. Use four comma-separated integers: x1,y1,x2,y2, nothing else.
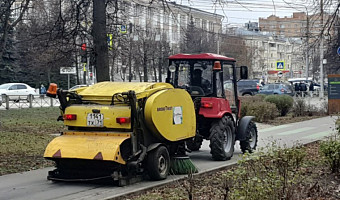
199,97,233,118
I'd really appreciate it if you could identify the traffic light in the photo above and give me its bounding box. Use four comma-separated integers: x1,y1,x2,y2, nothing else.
80,43,87,63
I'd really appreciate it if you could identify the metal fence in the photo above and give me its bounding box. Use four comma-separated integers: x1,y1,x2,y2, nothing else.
0,94,60,110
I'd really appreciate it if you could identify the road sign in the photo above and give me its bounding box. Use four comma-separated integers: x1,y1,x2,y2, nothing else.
277,71,283,78
120,25,127,34
276,61,285,71
60,67,76,74
107,34,113,50
337,47,340,56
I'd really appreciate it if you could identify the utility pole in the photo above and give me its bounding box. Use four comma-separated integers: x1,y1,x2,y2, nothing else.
305,11,309,82
128,23,133,82
217,31,220,54
319,0,325,98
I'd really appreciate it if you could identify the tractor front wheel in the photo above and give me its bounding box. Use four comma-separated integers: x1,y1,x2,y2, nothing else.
240,121,258,153
146,146,170,180
186,135,203,151
209,116,235,161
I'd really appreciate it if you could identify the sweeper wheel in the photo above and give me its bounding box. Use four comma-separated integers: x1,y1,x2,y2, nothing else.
146,146,170,180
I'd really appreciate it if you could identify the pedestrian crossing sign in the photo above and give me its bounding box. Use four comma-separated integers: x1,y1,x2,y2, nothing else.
276,61,285,71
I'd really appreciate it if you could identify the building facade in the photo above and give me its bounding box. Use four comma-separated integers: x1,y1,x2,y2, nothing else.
116,0,223,52
259,12,331,39
227,28,305,82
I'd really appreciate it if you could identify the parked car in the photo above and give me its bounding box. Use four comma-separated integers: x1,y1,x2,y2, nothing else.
0,83,37,105
258,83,295,96
236,79,261,96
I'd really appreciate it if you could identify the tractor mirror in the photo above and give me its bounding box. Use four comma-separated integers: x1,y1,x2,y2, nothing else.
169,65,176,73
240,66,248,80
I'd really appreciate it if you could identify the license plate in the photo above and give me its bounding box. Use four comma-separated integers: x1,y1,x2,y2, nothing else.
87,113,104,127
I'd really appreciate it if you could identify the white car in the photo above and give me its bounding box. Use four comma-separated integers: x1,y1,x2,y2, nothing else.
0,83,37,105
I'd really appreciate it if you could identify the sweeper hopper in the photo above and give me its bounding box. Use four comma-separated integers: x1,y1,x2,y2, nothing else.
44,82,197,185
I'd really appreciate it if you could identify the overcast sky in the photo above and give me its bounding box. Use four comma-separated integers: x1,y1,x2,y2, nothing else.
174,0,328,26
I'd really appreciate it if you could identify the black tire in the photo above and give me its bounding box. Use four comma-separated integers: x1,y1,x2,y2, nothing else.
146,146,170,180
186,135,203,151
240,121,258,154
209,116,235,161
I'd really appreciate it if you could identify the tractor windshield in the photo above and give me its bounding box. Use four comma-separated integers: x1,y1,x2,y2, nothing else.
169,60,213,95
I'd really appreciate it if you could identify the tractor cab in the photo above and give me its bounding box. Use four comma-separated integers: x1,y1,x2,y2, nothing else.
166,53,237,99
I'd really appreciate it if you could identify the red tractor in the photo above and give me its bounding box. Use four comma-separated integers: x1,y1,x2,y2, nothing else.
166,53,258,160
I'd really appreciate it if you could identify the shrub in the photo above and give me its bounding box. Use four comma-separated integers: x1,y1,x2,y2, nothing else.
292,98,306,117
320,137,340,174
224,144,307,200
241,100,278,122
264,95,293,116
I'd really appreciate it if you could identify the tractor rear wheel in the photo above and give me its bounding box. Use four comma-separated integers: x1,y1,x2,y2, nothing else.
186,135,203,151
146,146,170,180
240,121,258,153
209,116,235,161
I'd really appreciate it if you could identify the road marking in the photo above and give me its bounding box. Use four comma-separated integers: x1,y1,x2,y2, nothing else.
302,130,334,139
277,127,315,136
260,124,292,133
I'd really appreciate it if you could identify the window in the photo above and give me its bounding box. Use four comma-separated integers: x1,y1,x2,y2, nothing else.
17,85,27,90
9,85,18,90
195,18,201,28
163,13,169,24
134,4,141,16
268,85,275,90
216,72,223,97
222,63,233,81
202,19,207,30
269,43,276,47
274,85,280,89
209,22,214,31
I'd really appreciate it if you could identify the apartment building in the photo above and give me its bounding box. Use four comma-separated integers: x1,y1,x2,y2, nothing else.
259,12,331,39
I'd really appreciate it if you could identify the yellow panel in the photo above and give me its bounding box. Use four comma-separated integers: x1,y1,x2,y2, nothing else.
77,82,174,103
144,89,196,142
64,105,131,129
43,132,130,164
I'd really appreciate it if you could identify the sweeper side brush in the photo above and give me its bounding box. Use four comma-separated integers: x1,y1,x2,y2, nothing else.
44,82,198,184
170,156,198,175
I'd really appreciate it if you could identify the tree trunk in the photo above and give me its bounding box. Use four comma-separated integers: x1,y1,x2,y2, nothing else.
92,0,109,82
143,44,148,82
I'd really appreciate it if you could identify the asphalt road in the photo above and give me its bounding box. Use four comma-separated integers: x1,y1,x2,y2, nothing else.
0,116,336,200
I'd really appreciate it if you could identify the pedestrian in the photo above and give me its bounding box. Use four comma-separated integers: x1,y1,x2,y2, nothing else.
40,84,46,96
294,83,300,97
309,82,314,97
299,82,307,97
